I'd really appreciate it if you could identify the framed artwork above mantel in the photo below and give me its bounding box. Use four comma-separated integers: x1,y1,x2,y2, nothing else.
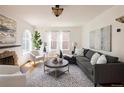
0,14,16,45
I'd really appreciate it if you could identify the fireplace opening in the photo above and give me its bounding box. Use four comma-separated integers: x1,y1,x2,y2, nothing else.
0,51,18,65
0,56,15,65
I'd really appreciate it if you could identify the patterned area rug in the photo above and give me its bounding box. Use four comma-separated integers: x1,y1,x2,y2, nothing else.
26,63,93,87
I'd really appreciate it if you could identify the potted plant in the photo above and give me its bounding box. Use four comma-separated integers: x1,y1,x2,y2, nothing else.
32,31,42,50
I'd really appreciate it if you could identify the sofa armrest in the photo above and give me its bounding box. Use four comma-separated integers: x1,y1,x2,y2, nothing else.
94,63,124,84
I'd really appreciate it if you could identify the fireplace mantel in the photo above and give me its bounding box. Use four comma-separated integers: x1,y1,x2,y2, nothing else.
0,45,21,49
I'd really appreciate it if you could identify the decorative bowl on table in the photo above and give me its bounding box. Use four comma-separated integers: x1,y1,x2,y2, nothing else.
57,58,63,64
52,58,58,64
59,59,63,64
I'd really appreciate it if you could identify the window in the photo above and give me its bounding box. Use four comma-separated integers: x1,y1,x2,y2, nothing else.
51,31,58,50
49,31,70,51
22,30,32,54
62,31,70,50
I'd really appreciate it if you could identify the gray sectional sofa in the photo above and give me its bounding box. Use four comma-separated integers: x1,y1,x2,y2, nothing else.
76,48,124,86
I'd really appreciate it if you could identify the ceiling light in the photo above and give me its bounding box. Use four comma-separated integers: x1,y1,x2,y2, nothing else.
52,5,64,17
116,16,124,23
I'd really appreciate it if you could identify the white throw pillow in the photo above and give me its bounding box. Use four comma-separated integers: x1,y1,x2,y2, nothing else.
90,53,100,65
97,55,107,64
75,48,84,56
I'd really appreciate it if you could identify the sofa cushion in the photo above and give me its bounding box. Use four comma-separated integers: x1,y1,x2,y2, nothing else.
76,56,90,63
85,50,95,60
78,61,93,74
105,55,119,63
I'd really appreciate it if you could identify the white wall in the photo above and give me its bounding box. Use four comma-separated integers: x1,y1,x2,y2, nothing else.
0,8,34,66
37,26,82,54
82,5,124,62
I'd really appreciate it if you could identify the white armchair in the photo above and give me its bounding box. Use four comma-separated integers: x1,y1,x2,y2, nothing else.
30,50,45,64
0,65,26,87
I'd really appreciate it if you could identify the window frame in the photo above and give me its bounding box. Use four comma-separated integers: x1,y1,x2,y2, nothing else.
22,30,32,55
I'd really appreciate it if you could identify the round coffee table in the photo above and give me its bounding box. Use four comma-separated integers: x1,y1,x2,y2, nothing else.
44,59,69,78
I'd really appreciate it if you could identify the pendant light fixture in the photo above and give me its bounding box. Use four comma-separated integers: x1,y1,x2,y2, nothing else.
52,5,64,17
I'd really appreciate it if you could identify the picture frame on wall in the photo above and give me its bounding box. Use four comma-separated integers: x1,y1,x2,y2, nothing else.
90,25,112,52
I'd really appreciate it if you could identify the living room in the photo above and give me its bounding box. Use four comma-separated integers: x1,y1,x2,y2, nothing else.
0,1,124,91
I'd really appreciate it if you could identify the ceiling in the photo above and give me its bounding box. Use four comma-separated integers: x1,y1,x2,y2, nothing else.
0,5,113,27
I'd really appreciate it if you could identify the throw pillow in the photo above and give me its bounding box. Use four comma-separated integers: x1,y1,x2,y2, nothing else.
90,53,100,65
97,55,107,64
75,48,84,56
83,48,89,56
